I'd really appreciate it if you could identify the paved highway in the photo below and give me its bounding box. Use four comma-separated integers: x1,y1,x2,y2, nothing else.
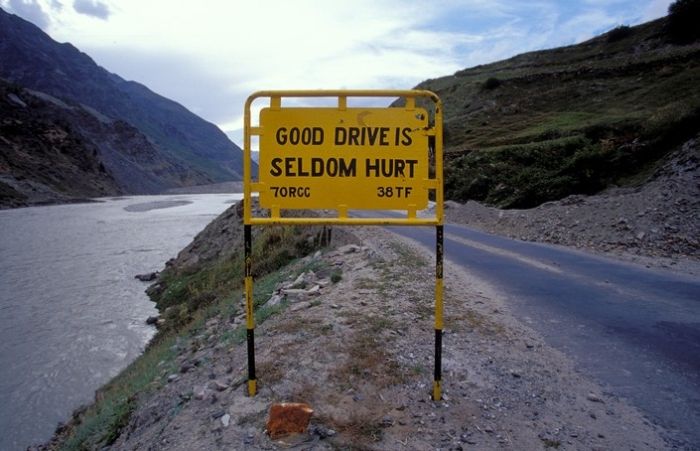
389,223,700,448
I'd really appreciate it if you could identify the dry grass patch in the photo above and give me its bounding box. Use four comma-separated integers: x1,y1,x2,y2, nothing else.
270,316,313,335
353,277,381,290
443,300,506,336
330,411,385,445
255,358,286,386
330,325,407,391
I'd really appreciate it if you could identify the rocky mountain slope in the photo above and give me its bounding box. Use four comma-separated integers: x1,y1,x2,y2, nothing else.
0,78,214,207
415,15,700,208
0,8,250,198
0,79,123,207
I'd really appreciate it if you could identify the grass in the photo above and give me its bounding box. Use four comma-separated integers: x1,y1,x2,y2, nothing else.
60,334,178,450
330,313,406,393
388,241,427,268
333,413,384,443
541,437,562,449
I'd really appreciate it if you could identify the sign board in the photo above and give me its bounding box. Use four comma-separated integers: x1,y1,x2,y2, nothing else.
244,90,442,224
257,106,429,210
242,90,445,401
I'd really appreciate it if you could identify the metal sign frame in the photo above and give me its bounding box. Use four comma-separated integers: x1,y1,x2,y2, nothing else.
243,90,444,401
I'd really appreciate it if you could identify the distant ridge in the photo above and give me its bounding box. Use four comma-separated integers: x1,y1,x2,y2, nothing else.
0,8,253,203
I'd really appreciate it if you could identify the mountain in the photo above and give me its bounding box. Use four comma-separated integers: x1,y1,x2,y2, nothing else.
414,16,700,208
0,8,250,201
0,79,124,207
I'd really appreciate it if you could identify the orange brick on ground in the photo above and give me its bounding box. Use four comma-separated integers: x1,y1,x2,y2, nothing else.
266,402,314,439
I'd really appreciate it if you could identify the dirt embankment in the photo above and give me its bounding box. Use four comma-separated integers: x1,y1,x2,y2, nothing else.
78,226,667,450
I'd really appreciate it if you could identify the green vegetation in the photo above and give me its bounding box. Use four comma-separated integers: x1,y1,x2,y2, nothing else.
606,25,633,43
418,16,700,208
668,0,700,44
482,77,502,90
151,224,320,334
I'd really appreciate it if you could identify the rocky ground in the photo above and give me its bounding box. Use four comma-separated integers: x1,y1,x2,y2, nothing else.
442,134,700,275
94,228,669,450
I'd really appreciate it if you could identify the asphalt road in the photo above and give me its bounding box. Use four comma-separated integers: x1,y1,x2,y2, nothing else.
389,223,700,448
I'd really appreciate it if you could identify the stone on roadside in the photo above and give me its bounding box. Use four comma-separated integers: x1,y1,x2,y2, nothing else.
281,288,307,301
309,423,336,438
338,244,361,254
135,272,158,282
292,272,306,286
209,380,229,391
290,301,311,312
221,413,231,427
267,293,284,306
586,393,605,403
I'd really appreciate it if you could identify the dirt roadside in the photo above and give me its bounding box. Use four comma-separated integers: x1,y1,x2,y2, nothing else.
102,225,668,450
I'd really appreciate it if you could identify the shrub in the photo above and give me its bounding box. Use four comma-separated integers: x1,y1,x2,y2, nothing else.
667,0,700,43
482,77,501,90
607,25,633,43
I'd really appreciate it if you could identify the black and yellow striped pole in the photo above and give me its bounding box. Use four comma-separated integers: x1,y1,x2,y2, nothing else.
244,224,256,396
433,224,444,401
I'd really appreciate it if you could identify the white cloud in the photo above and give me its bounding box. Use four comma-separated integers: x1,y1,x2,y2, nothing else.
2,0,50,28
2,0,676,147
72,0,108,19
641,0,671,21
560,10,620,43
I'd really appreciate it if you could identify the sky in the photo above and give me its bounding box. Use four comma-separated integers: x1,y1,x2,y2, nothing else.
1,0,673,147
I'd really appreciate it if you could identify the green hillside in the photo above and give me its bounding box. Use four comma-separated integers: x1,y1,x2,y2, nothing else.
416,15,700,208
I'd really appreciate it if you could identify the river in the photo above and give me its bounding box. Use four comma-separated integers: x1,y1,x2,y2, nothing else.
0,194,240,450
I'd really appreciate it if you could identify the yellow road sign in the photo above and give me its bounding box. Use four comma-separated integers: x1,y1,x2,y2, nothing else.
258,106,429,210
244,90,442,224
